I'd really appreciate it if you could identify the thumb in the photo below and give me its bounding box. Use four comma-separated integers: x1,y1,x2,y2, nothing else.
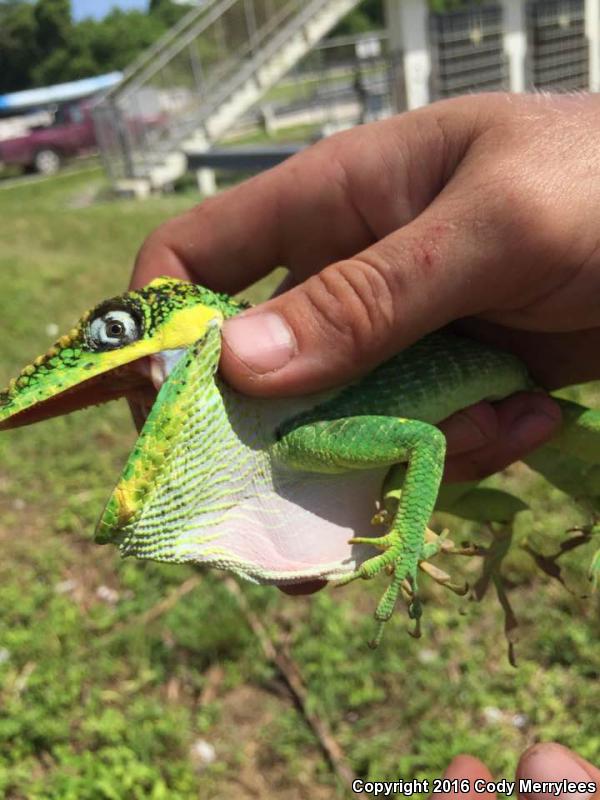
516,743,600,800
220,205,504,396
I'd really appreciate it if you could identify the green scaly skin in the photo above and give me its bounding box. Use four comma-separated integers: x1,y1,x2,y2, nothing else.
1,277,599,646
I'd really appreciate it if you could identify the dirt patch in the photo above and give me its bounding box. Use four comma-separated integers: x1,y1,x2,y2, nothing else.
205,683,336,800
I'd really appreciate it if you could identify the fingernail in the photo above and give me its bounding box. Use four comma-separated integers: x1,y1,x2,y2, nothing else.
223,312,296,374
520,745,595,800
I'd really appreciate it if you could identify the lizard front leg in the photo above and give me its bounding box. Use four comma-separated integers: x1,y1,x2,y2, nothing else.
271,416,446,646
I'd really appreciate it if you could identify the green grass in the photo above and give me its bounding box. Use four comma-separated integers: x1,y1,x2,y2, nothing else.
0,169,598,799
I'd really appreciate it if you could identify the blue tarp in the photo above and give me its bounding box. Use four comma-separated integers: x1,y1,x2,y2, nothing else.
0,72,122,111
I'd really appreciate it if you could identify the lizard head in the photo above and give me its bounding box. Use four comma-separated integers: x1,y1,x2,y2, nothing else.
0,277,246,430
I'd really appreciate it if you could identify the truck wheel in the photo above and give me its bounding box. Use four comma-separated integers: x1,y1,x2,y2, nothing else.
34,149,61,175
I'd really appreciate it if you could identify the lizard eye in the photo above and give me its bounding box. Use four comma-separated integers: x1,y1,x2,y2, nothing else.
89,309,141,350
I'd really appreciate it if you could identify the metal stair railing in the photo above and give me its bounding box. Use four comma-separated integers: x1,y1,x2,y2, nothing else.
188,0,360,141
94,0,247,182
128,0,315,151
93,0,359,186
106,0,227,97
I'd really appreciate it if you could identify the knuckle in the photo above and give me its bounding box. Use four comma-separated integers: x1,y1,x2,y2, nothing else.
484,161,568,257
300,257,399,359
510,192,560,252
440,403,499,455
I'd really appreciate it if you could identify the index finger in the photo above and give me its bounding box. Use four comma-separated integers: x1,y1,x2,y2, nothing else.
131,135,369,292
131,109,458,292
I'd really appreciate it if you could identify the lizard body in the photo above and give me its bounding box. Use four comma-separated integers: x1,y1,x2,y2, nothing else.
1,278,598,645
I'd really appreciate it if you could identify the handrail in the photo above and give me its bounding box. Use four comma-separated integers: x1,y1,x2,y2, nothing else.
120,0,242,98
106,0,312,102
93,0,364,184
103,0,224,99
172,0,350,139
139,0,306,108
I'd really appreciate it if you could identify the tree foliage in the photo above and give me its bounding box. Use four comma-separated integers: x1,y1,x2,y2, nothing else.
0,0,479,96
0,2,38,94
0,0,188,94
329,0,385,37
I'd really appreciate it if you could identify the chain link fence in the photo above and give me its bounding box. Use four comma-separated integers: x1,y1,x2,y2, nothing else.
526,0,588,90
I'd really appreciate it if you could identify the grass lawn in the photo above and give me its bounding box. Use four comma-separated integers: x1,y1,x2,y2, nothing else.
0,167,598,799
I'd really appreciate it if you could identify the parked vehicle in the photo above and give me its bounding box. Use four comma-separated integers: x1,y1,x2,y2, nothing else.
0,100,97,175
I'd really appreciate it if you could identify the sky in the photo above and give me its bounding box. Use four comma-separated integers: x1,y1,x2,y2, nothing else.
72,0,148,21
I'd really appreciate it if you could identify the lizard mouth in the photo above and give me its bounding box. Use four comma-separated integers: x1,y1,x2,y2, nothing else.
0,348,186,431
0,359,157,431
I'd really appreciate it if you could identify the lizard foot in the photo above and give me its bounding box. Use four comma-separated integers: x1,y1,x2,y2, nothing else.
344,523,482,644
369,573,421,648
348,533,395,551
336,547,396,586
338,530,444,645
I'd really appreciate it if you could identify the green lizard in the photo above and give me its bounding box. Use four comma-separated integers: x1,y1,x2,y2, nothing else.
1,277,598,646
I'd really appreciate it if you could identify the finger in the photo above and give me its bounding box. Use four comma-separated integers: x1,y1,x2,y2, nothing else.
434,754,496,800
517,743,600,800
440,402,502,457
218,157,533,396
218,91,600,396
132,102,469,292
443,392,562,482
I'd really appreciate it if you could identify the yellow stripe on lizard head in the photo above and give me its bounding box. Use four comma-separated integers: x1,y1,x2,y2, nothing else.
88,301,225,373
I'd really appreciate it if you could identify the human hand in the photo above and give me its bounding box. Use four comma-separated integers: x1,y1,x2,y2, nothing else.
133,92,600,483
436,743,599,800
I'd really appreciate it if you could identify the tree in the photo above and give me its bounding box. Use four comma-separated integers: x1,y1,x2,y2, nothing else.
149,0,189,28
0,2,39,93
329,0,385,37
33,0,72,60
87,9,167,71
0,0,179,93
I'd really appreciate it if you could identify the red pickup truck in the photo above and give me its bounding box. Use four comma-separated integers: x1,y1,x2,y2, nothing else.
0,100,97,175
